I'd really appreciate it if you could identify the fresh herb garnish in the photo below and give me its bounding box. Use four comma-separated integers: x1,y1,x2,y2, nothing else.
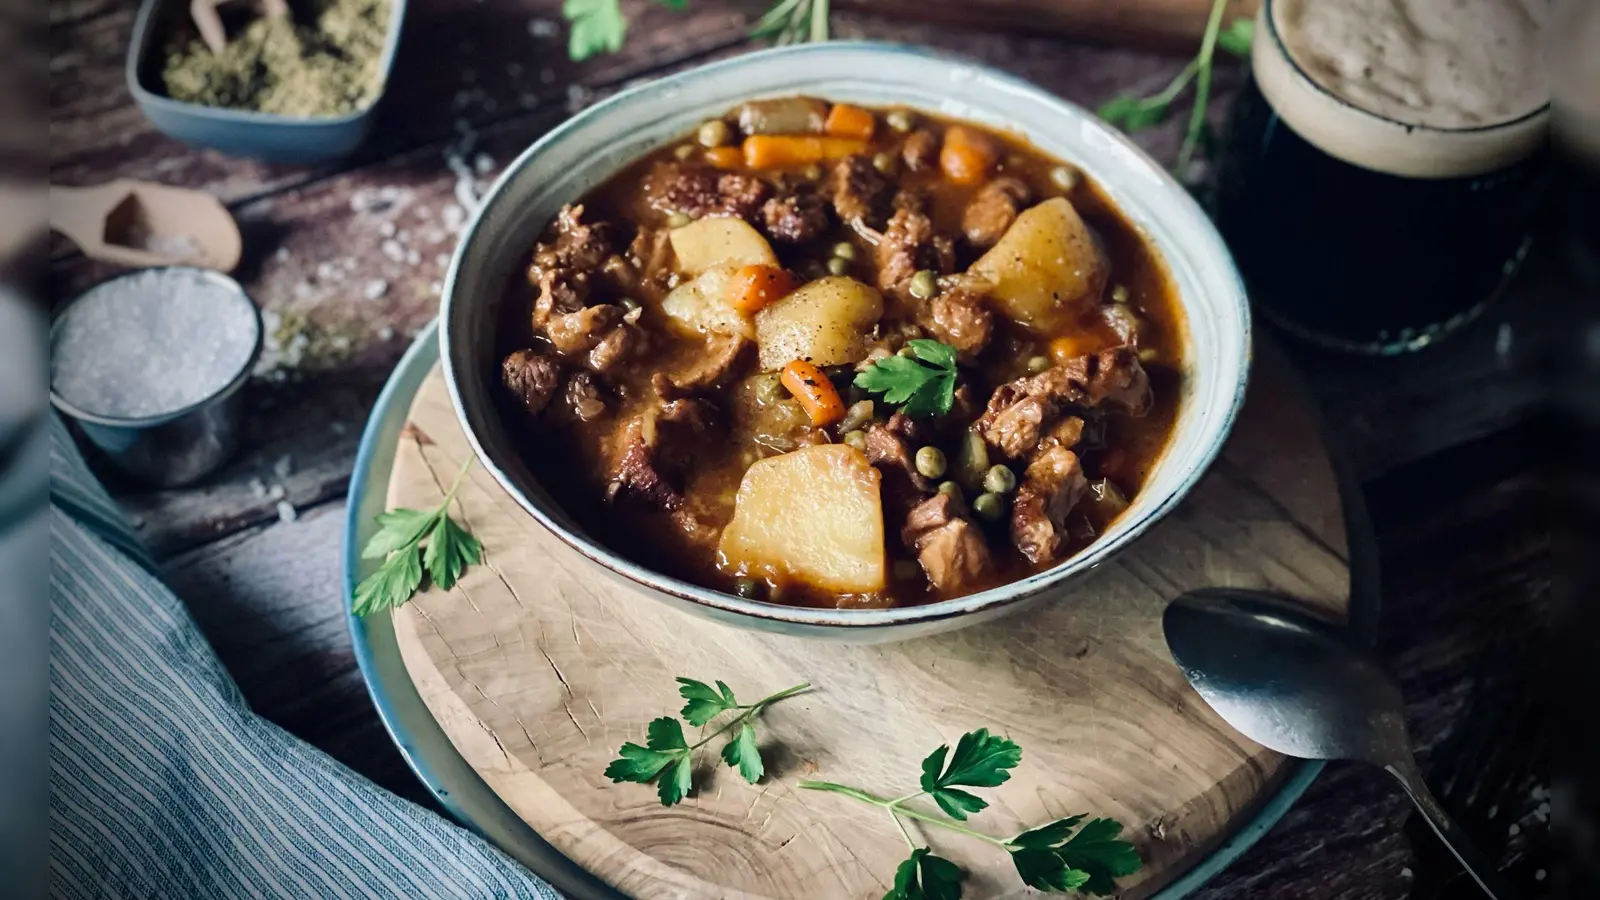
563,0,829,62
854,339,959,418
352,457,483,616
800,728,1142,898
605,678,810,806
1097,0,1254,176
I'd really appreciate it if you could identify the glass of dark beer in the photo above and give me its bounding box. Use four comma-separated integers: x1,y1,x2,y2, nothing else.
1214,0,1550,355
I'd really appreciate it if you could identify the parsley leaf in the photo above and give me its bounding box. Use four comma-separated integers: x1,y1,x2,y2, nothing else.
720,723,764,783
352,458,481,616
1216,17,1255,58
678,677,739,727
854,339,960,418
658,755,694,806
603,742,680,783
562,0,627,62
605,717,694,806
1007,816,1142,896
647,715,688,751
886,848,964,900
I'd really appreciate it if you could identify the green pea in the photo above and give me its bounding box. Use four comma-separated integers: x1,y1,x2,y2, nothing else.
893,559,922,581
843,430,868,451
697,119,730,148
937,480,963,503
802,163,823,180
1050,164,1079,192
674,144,696,160
666,211,691,228
832,241,856,261
732,577,761,599
972,492,1004,522
915,446,947,479
886,109,915,133
909,269,937,300
983,464,1017,495
827,256,851,276
1026,355,1050,374
1111,284,1130,304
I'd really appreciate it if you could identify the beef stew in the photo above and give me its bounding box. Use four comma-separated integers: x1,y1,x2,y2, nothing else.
494,98,1186,609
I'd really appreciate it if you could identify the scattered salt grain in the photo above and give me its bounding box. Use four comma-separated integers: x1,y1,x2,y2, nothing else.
316,261,338,281
1535,870,1546,882
405,249,421,265
379,221,397,237
267,484,286,501
1488,804,1499,818
377,325,396,341
381,239,406,262
51,268,259,420
248,477,268,498
430,281,443,295
274,246,291,263
540,68,555,84
1495,322,1512,358
436,253,450,268
474,152,495,175
520,93,539,110
442,204,467,232
363,279,389,300
276,500,298,523
1399,868,1412,879
1508,823,1520,837
528,18,558,38
272,454,294,479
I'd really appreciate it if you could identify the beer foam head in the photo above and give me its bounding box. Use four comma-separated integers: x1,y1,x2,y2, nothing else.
1256,0,1551,178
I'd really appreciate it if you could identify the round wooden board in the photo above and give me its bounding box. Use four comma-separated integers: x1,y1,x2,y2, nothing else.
388,348,1352,900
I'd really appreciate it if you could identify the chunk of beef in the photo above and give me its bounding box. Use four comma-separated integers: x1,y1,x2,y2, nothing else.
891,186,930,214
863,421,933,493
830,155,893,224
608,434,682,511
921,286,993,357
529,266,590,326
1039,415,1085,452
627,227,675,292
760,190,831,243
975,350,1151,459
901,492,993,593
874,208,957,300
562,371,609,423
1057,347,1153,415
501,349,561,416
1010,445,1089,565
645,163,771,220
545,304,623,355
534,204,617,272
885,411,932,448
586,316,647,374
962,177,1031,249
901,129,939,173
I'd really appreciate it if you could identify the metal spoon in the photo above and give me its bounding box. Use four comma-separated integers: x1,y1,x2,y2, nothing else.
1162,588,1519,900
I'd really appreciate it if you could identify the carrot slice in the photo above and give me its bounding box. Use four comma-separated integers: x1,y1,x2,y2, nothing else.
704,145,742,169
939,125,999,185
728,264,795,314
743,135,870,169
1047,333,1108,364
780,359,846,427
823,104,876,140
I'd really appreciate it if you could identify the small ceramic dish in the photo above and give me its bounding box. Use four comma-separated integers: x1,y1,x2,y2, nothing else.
125,0,406,163
441,43,1252,642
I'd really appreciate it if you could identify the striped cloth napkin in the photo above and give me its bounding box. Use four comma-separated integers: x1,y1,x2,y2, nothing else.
48,414,564,899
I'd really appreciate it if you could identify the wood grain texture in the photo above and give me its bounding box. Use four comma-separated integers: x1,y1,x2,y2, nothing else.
836,0,1259,50
382,350,1351,899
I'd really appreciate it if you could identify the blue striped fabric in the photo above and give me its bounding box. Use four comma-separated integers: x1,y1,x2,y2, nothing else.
48,415,565,899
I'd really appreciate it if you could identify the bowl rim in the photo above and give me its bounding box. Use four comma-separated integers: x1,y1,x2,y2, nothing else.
442,41,1252,629
124,0,407,125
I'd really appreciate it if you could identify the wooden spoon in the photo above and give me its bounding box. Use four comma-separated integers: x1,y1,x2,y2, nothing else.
50,179,243,272
190,0,290,55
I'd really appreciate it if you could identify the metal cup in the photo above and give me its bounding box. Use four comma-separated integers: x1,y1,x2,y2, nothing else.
49,267,262,488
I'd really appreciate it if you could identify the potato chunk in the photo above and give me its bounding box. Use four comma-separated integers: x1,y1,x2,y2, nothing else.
670,218,778,277
969,197,1108,334
718,444,887,594
661,266,754,339
755,276,883,370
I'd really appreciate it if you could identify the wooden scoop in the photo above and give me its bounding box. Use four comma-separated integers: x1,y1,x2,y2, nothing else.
50,179,243,272
191,0,290,54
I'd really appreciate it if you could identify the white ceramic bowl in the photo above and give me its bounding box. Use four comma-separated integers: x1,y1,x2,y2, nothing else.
441,43,1251,642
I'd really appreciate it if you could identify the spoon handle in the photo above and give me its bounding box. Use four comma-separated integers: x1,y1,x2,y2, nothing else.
1385,759,1522,900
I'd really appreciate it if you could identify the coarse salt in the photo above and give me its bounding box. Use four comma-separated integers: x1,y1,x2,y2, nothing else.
51,268,258,420
363,279,389,300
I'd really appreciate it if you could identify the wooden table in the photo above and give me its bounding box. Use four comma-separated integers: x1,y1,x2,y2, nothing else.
51,2,1563,897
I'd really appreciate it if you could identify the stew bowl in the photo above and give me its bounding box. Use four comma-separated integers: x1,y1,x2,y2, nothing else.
441,43,1251,643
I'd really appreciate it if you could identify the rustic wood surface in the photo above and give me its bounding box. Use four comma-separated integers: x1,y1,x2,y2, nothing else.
51,1,1560,898
385,352,1348,899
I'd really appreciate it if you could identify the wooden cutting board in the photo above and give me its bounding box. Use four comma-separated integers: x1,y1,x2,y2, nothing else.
388,346,1353,899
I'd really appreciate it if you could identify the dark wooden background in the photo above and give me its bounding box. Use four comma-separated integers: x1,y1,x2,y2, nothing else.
50,1,1567,897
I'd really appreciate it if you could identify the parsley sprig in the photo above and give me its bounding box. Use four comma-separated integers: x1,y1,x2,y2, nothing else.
801,729,1142,898
353,457,483,616
1098,0,1254,176
854,339,959,419
564,0,829,62
605,678,810,806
